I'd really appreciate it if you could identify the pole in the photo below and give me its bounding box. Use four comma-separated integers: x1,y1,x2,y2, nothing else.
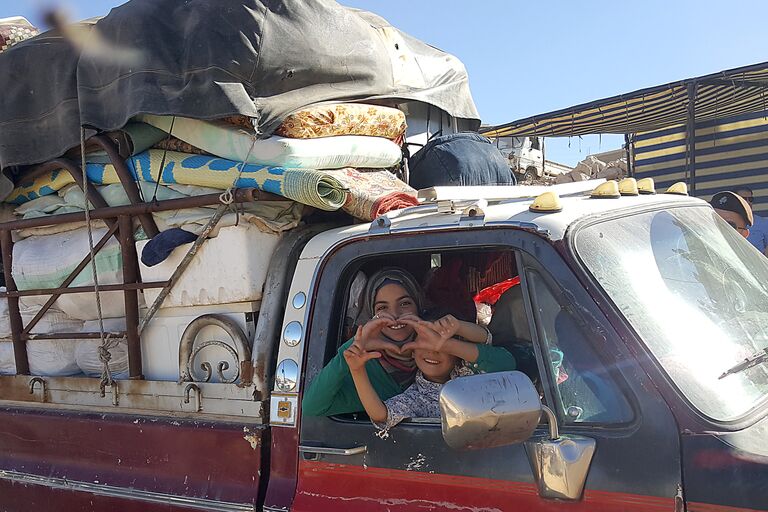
686,81,698,195
118,215,143,379
0,230,29,374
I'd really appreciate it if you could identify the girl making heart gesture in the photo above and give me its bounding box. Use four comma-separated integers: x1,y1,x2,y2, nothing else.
302,267,515,417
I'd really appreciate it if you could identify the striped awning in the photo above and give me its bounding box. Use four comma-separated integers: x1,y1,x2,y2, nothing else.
482,61,768,138
632,109,768,214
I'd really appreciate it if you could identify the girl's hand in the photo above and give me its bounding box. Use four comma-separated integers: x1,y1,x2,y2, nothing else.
399,319,449,353
357,314,400,353
344,327,382,371
430,314,460,340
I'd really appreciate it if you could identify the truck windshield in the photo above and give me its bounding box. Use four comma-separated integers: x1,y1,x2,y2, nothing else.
574,205,768,421
495,137,525,151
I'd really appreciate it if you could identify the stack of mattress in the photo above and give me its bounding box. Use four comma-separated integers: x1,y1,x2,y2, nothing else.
7,103,418,221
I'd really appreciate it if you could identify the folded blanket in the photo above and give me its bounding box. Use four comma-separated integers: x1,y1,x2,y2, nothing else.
0,17,38,55
276,103,406,143
329,168,418,221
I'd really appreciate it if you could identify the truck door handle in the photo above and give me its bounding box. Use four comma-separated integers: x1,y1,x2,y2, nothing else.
299,444,367,457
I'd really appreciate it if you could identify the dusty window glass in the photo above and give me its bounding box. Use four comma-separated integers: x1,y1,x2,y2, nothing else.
527,270,633,424
574,206,768,421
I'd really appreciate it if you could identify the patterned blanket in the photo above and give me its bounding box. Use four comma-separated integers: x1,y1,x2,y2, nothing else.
137,114,402,169
276,103,406,143
9,150,347,211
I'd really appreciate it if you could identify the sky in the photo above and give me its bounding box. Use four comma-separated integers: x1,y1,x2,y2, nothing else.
5,0,768,165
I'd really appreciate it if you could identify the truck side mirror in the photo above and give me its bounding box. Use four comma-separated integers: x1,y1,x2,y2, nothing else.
439,371,541,450
440,370,597,501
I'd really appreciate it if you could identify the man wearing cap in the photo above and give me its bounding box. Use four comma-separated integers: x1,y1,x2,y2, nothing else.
710,191,753,240
735,187,768,255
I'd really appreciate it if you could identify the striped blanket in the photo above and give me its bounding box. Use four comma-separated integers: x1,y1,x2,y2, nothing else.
7,150,418,220
9,150,347,211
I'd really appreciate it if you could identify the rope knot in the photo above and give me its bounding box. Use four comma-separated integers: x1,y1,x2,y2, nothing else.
98,345,113,364
219,188,234,205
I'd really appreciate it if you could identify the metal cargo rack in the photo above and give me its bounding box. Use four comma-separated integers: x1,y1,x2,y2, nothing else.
0,135,282,384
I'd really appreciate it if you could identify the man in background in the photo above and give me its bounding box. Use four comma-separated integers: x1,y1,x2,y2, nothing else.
735,187,768,255
710,191,753,240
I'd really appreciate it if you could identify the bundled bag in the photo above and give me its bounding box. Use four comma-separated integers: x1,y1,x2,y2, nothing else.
0,290,84,376
408,132,515,190
0,339,82,377
11,228,138,320
0,289,84,337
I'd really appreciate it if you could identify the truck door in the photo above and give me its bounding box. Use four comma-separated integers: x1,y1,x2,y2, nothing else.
294,230,682,511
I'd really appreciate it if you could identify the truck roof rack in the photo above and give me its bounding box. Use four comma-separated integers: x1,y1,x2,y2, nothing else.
417,180,606,203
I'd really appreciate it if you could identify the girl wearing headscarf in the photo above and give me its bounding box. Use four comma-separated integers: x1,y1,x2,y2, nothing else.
302,267,513,417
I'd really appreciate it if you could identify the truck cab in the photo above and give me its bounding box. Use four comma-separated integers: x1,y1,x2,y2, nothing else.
489,136,544,182
1,180,767,511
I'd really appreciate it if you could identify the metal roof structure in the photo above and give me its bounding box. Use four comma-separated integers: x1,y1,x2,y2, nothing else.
482,61,768,138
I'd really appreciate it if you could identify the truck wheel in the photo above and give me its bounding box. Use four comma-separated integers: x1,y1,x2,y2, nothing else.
523,167,538,183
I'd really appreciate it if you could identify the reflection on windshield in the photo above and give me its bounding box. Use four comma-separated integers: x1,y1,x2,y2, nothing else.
575,205,768,421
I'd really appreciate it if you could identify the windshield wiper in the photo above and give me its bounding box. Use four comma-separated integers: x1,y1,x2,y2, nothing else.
718,347,768,379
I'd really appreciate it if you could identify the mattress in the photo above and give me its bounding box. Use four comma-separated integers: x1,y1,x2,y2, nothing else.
137,114,402,169
275,103,406,142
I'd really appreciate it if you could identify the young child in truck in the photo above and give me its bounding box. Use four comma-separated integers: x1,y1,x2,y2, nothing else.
343,313,517,431
302,267,505,417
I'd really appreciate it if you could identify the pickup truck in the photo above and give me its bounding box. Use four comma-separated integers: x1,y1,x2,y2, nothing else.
1,179,767,512
487,135,545,182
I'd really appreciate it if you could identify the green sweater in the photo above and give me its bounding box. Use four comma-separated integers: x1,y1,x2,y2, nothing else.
301,338,518,417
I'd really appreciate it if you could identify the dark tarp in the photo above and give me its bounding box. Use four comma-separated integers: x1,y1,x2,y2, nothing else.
0,0,480,168
482,61,768,138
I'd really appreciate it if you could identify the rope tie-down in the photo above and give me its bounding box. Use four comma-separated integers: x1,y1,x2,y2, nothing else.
77,125,259,396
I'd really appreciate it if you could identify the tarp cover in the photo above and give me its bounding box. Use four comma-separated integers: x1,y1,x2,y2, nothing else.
0,0,480,168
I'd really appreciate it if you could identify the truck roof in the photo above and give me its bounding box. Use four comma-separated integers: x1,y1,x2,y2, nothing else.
300,180,706,259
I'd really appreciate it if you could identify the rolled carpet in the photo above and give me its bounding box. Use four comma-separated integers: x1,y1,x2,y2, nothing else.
329,168,418,221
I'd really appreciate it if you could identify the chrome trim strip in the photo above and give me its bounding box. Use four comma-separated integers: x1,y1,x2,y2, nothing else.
0,470,255,512
298,444,367,456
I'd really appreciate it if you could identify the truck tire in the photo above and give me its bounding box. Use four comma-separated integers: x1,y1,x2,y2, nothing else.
523,167,538,183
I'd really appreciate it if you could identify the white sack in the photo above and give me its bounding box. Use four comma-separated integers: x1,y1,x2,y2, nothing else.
0,289,84,338
0,339,82,376
11,228,143,320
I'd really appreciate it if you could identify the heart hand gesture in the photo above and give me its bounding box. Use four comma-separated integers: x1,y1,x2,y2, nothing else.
429,314,460,340
355,313,402,354
400,318,449,354
344,326,383,372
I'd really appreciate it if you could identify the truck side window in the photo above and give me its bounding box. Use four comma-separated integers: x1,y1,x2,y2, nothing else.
529,136,540,150
527,270,633,424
